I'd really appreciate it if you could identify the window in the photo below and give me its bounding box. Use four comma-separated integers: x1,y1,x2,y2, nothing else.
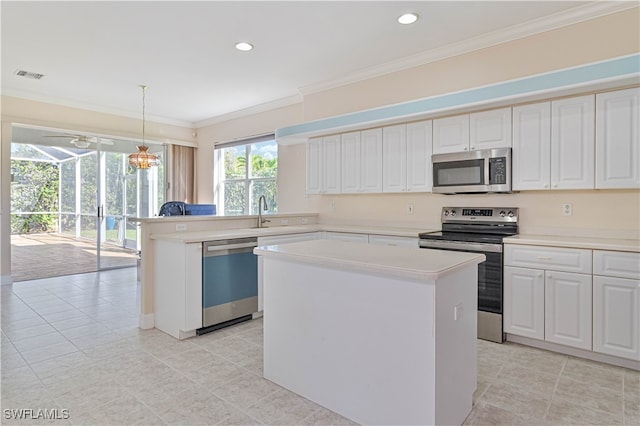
214,134,277,216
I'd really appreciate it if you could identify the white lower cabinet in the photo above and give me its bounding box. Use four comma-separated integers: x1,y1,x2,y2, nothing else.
154,241,202,339
593,276,640,361
505,244,640,361
544,271,592,350
504,244,592,351
592,249,640,361
504,266,592,349
504,266,545,340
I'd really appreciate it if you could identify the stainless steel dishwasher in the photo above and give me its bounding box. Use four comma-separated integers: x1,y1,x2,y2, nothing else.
200,237,258,333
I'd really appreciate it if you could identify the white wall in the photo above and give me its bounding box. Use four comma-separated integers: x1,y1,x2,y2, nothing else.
0,96,195,282
270,7,640,237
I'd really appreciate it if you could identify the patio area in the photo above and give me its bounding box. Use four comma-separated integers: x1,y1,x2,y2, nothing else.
11,233,137,282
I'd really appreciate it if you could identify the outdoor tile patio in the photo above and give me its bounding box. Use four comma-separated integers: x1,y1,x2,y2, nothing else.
10,234,137,282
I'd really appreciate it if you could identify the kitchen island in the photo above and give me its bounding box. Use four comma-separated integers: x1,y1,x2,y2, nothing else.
254,239,485,426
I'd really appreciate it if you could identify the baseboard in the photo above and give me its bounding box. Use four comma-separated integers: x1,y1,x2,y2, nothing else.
1,275,13,286
506,334,639,371
138,313,155,329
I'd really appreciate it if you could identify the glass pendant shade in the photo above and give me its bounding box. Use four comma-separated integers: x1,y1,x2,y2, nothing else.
130,84,159,169
128,146,159,169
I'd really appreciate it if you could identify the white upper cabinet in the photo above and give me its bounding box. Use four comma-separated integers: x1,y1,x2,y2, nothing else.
306,138,323,194
513,95,595,190
469,108,512,150
551,95,595,189
359,128,383,193
341,129,382,193
341,131,361,193
382,125,407,192
323,135,342,193
596,87,640,189
434,108,511,154
406,120,433,192
512,102,552,190
382,120,432,193
306,135,341,194
433,115,469,154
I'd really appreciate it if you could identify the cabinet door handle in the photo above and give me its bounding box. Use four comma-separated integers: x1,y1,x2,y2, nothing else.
543,184,549,188
546,273,552,279
537,256,552,261
470,146,475,150
537,273,543,278
464,147,469,151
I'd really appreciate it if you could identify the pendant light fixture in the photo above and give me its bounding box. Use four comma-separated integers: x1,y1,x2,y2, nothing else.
128,84,160,169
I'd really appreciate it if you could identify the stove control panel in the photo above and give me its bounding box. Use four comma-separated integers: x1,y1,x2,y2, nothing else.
442,207,518,223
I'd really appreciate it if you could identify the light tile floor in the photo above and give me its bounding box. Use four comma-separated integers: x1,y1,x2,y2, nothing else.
1,269,638,425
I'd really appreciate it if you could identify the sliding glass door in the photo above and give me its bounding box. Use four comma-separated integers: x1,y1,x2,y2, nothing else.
10,124,165,279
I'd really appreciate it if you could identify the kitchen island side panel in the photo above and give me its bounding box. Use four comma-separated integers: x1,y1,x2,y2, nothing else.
262,256,477,425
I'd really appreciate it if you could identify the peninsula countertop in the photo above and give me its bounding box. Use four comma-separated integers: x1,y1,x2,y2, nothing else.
254,239,485,281
150,224,433,243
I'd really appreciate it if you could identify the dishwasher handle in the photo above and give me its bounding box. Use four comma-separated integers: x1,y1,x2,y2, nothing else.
203,238,258,256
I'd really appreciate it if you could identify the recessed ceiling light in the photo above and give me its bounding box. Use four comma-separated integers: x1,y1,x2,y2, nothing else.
235,42,253,51
398,13,419,25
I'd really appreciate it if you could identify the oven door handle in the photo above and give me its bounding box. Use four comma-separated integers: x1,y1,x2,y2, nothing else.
419,239,503,253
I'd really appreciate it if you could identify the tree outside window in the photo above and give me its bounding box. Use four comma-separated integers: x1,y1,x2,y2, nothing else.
215,137,277,216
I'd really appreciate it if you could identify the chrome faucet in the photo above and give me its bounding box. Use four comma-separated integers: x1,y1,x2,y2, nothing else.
257,195,270,228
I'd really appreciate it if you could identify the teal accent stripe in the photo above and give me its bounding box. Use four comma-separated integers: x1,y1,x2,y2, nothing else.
276,55,640,139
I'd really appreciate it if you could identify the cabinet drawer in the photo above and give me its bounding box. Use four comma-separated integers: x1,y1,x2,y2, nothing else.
504,244,591,273
593,250,640,279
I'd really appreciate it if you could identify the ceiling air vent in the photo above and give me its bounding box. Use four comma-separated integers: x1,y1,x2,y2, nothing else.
14,69,45,80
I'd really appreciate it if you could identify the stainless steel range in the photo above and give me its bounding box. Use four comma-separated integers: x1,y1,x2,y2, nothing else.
419,207,518,343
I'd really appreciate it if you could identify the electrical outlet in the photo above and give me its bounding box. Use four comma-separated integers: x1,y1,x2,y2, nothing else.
562,203,572,216
280,219,289,225
330,200,336,212
407,203,414,215
300,218,309,225
454,303,464,321
176,223,187,231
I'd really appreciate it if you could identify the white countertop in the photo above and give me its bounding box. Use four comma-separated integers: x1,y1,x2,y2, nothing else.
151,224,432,243
504,234,640,252
254,239,485,281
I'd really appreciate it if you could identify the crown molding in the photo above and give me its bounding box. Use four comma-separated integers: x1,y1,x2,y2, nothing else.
194,94,303,129
1,89,194,129
298,2,639,96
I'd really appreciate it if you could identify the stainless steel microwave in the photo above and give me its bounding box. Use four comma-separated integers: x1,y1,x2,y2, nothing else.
432,148,512,194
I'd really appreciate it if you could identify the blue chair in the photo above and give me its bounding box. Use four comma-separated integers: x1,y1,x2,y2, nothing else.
158,201,186,216
185,204,216,216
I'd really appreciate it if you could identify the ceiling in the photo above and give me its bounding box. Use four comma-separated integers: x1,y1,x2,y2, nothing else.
1,1,630,128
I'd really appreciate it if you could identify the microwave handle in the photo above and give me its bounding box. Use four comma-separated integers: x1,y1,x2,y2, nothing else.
484,157,490,186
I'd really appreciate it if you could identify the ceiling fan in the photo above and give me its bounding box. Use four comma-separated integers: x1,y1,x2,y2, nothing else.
44,134,114,149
